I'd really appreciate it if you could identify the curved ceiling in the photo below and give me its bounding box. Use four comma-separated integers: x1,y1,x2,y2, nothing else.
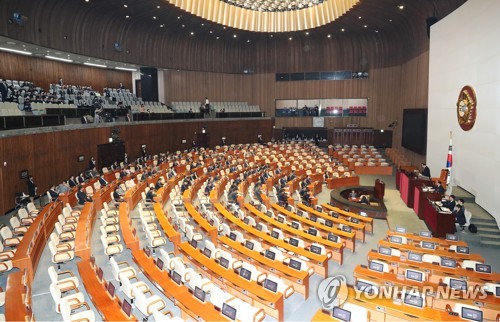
165,0,359,32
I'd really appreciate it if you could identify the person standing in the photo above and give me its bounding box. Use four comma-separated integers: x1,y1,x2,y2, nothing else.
27,175,37,203
204,97,210,114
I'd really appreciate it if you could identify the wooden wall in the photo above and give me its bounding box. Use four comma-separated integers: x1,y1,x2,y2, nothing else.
0,52,132,92
0,119,272,215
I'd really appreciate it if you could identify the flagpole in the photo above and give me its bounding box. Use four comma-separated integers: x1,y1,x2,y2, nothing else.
446,131,453,193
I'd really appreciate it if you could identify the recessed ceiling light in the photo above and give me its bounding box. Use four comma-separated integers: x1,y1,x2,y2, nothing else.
398,5,404,10
305,31,309,35
201,23,204,26
358,16,362,19
153,16,156,19
233,34,237,38
160,24,164,28
123,4,127,8
177,16,181,19
209,31,213,34
157,5,160,8
289,37,292,40
375,30,379,33
125,15,129,18
389,19,393,22
247,39,250,43
182,24,185,28
364,25,367,28
341,28,345,32
216,36,220,39
85,0,89,2
115,67,137,71
190,31,194,35
0,47,32,55
223,27,226,29
327,34,331,38
270,34,274,38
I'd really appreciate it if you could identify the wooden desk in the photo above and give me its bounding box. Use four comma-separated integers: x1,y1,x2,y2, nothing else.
423,199,457,238
245,203,342,263
218,235,310,299
132,250,228,321
185,202,218,243
386,230,467,249
354,165,393,176
78,260,136,321
93,182,116,211
74,202,95,260
177,242,284,321
321,203,373,234
378,240,484,262
119,202,140,252
272,203,353,253
326,176,360,189
307,181,322,195
5,270,32,322
414,184,441,219
298,203,365,243
154,203,181,246
214,203,330,276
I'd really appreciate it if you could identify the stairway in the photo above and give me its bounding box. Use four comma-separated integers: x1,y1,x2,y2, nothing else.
452,186,500,246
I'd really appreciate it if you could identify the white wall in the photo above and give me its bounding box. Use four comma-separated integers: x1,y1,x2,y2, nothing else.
428,0,500,226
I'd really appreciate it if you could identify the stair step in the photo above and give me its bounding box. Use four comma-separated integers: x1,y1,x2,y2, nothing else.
475,227,500,234
480,240,500,247
471,221,499,229
470,217,497,224
478,234,500,242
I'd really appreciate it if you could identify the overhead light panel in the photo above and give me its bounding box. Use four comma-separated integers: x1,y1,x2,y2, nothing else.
84,62,107,68
46,55,73,62
115,67,137,71
0,47,32,55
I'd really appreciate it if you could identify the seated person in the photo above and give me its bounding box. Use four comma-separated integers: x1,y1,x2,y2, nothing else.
453,199,467,230
113,187,124,202
76,186,92,205
442,194,456,211
58,181,71,194
435,181,445,195
48,185,59,202
98,175,108,187
359,194,369,205
420,163,431,178
145,188,156,202
349,189,358,199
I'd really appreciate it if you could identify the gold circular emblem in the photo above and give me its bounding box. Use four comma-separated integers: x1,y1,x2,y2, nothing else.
456,85,477,131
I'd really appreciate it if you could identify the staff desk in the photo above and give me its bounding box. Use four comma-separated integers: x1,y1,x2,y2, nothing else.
310,287,469,322
308,181,323,195
154,203,181,245
326,176,360,189
132,250,228,321
298,203,365,243
218,235,310,299
78,260,136,321
177,242,284,321
272,203,354,253
215,203,330,276
354,264,500,320
119,202,140,251
414,184,442,219
244,203,341,264
321,203,373,234
5,270,33,322
367,250,500,290
378,240,484,262
423,199,457,238
74,202,95,260
386,230,468,248
185,202,218,243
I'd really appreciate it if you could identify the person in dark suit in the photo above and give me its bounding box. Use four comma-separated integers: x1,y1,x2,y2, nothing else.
359,195,369,205
435,181,445,195
98,175,108,187
145,188,156,202
453,199,467,229
88,157,96,170
76,186,92,205
27,175,37,203
68,176,77,188
442,194,456,211
113,187,124,202
48,185,59,202
420,163,431,178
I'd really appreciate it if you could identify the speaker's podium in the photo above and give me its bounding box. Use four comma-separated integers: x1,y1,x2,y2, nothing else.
196,132,210,148
97,141,125,168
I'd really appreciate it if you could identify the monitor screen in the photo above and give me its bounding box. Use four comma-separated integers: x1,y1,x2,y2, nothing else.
299,210,308,217
315,205,323,212
277,216,285,224
390,236,403,244
222,303,237,321
97,267,104,281
219,257,230,269
406,270,423,282
330,211,339,218
360,212,367,217
289,259,302,271
190,239,198,249
496,286,500,297
291,222,299,229
449,278,467,291
328,233,339,243
421,241,435,250
144,247,151,257
107,281,116,298
271,230,279,239
308,227,318,236
194,286,206,302
122,299,132,317
461,307,483,322
351,217,359,224
378,247,392,256
172,271,182,285
266,210,274,217
289,238,299,247
245,240,254,250
203,247,212,258
475,263,491,273
456,246,469,254
243,217,250,225
286,205,293,212
396,227,406,233
446,234,458,241
369,261,384,273
310,215,317,222
342,225,352,233
332,307,351,322
310,244,322,255
408,252,423,263
420,231,432,238
404,293,424,308
239,267,252,280
257,224,263,231
355,280,374,295
229,232,237,241
325,220,333,228
263,279,278,293
265,250,276,260
441,258,457,268
155,258,164,270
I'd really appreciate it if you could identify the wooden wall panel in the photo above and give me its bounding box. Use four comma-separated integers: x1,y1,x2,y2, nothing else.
0,52,132,92
0,119,272,215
